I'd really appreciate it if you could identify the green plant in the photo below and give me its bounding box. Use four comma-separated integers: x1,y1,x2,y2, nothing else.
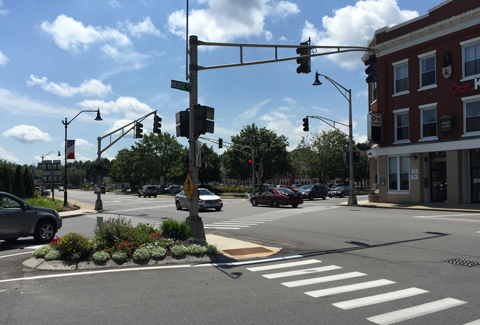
112,250,128,261
149,246,166,259
160,218,191,240
44,249,61,260
186,244,208,255
32,245,54,258
170,245,188,257
149,233,174,248
92,251,110,262
94,217,133,249
133,247,150,261
68,252,82,261
55,232,89,259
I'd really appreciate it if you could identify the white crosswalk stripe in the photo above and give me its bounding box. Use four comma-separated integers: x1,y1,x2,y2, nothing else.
263,265,342,279
367,298,467,325
283,271,367,288
332,287,428,310
247,259,322,272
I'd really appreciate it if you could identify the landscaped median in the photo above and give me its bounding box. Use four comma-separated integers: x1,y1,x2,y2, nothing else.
23,216,232,271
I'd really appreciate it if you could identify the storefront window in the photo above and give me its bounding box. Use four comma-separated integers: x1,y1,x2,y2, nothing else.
463,95,480,135
388,156,409,191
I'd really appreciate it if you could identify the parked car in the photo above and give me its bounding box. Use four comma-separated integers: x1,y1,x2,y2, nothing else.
329,186,350,198
198,184,222,195
298,184,329,200
58,186,64,192
35,187,50,197
94,186,105,194
167,185,182,194
138,185,158,198
175,189,223,211
282,185,299,192
0,191,62,243
250,187,303,208
156,185,165,193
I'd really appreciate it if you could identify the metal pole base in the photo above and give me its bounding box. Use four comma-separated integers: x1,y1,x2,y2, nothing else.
347,194,358,206
187,216,206,240
95,199,103,211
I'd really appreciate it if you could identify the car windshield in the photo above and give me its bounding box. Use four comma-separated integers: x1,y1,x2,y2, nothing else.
199,189,213,196
333,187,344,190
300,185,313,190
277,188,294,195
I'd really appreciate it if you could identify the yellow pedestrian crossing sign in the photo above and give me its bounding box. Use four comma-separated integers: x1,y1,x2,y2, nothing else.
183,173,194,201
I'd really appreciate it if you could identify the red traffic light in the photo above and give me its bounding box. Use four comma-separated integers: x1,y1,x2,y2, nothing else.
248,159,252,163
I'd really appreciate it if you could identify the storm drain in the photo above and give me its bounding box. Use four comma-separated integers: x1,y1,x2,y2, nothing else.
445,258,480,267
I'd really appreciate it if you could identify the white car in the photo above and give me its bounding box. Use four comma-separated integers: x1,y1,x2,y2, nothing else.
175,189,223,211
35,187,50,196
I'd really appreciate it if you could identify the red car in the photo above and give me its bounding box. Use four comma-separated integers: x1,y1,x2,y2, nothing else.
250,187,303,208
282,185,299,192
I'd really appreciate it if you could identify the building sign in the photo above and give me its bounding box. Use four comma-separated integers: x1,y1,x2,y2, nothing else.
411,174,418,180
380,177,386,186
368,112,383,143
449,78,480,94
440,115,454,132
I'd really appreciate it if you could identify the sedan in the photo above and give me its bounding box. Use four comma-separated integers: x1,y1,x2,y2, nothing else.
0,191,62,243
167,185,182,194
175,189,223,211
250,187,303,208
35,187,50,197
328,186,350,198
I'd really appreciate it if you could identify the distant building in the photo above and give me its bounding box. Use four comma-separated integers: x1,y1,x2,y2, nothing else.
366,0,480,204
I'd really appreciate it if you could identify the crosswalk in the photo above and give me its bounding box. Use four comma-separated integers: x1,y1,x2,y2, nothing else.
246,258,478,324
204,205,341,230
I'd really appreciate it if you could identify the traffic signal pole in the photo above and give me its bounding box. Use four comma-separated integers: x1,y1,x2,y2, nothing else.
188,36,205,240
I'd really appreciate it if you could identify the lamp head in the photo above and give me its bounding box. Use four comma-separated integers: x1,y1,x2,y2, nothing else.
312,71,322,86
57,151,61,156
95,108,103,121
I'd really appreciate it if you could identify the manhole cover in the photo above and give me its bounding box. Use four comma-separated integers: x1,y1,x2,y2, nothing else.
445,258,480,267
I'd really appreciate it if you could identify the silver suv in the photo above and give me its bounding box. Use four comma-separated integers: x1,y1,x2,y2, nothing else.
0,191,62,243
138,185,158,198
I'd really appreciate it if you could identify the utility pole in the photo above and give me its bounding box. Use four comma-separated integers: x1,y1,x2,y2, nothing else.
188,35,205,240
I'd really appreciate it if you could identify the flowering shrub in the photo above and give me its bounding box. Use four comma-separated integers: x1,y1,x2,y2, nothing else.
110,240,136,257
55,232,89,259
32,245,54,258
149,246,167,259
149,233,174,248
44,249,61,260
170,245,188,257
186,244,208,255
133,247,150,261
92,251,110,263
112,250,128,262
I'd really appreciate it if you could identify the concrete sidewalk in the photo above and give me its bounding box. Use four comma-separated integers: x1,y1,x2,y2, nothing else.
341,199,480,213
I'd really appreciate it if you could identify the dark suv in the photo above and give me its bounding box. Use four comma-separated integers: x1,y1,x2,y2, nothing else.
198,184,222,195
298,184,329,200
138,185,158,198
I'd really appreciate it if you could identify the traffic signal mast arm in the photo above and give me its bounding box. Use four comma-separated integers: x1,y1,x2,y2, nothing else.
193,40,375,71
306,115,350,137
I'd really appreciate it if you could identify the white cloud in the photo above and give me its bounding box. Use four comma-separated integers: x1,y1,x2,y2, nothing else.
302,0,418,69
356,90,368,98
2,125,53,143
0,0,8,16
104,118,134,135
235,99,270,121
74,138,94,149
313,106,329,113
167,0,299,42
0,146,18,163
27,75,112,97
0,50,8,65
78,96,153,120
109,0,120,9
121,17,162,37
354,133,368,143
40,14,131,53
284,98,296,105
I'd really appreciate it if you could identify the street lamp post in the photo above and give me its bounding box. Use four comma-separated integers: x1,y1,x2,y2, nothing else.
62,109,102,207
40,151,61,200
313,71,357,205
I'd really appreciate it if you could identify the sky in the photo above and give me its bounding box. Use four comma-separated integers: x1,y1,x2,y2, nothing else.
0,0,442,166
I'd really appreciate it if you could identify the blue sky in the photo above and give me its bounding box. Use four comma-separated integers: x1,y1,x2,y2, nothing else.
0,0,441,166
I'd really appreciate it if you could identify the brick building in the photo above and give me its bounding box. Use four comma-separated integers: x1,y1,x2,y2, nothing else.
366,0,480,204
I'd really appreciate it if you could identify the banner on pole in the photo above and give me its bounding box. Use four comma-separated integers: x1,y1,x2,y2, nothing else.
67,140,76,159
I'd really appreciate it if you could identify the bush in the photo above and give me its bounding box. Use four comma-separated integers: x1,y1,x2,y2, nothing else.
170,245,188,257
92,251,110,262
94,217,132,249
112,250,128,262
186,244,208,255
149,246,167,259
133,247,150,261
110,239,135,257
149,233,174,248
160,218,191,240
44,249,61,260
55,232,89,260
32,245,54,258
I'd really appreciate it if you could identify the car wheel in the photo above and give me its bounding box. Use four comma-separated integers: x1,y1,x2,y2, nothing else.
154,195,157,198
144,195,147,198
309,195,313,201
329,194,332,198
272,199,279,208
322,193,326,200
138,193,141,197
34,220,56,244
176,201,182,210
340,193,345,198
292,204,298,208
251,198,258,206
215,207,222,211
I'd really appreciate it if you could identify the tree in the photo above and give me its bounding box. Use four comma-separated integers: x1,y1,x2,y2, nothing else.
222,124,292,182
198,143,222,184
23,168,35,197
68,166,83,188
0,160,15,193
11,165,25,198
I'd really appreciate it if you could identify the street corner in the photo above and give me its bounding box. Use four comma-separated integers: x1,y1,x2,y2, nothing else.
206,233,281,260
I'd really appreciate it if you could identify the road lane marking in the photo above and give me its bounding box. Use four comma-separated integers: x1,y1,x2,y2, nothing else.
333,287,428,310
263,265,342,279
463,320,480,325
0,251,33,259
282,271,367,288
204,226,241,230
247,259,321,272
367,298,467,325
305,279,395,298
413,213,480,218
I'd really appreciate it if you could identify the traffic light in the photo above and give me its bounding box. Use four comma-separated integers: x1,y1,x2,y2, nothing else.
175,110,189,138
218,138,223,149
135,122,143,139
365,54,378,83
354,151,360,163
302,117,309,132
247,159,252,175
153,115,162,134
194,104,214,136
296,41,311,74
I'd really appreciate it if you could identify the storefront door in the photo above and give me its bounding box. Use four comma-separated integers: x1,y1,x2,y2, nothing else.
470,150,480,203
430,152,446,202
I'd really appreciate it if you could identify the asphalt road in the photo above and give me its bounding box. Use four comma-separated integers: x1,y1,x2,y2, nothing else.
1,190,479,324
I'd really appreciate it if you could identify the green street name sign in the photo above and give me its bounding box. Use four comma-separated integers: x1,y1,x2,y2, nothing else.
171,80,190,92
